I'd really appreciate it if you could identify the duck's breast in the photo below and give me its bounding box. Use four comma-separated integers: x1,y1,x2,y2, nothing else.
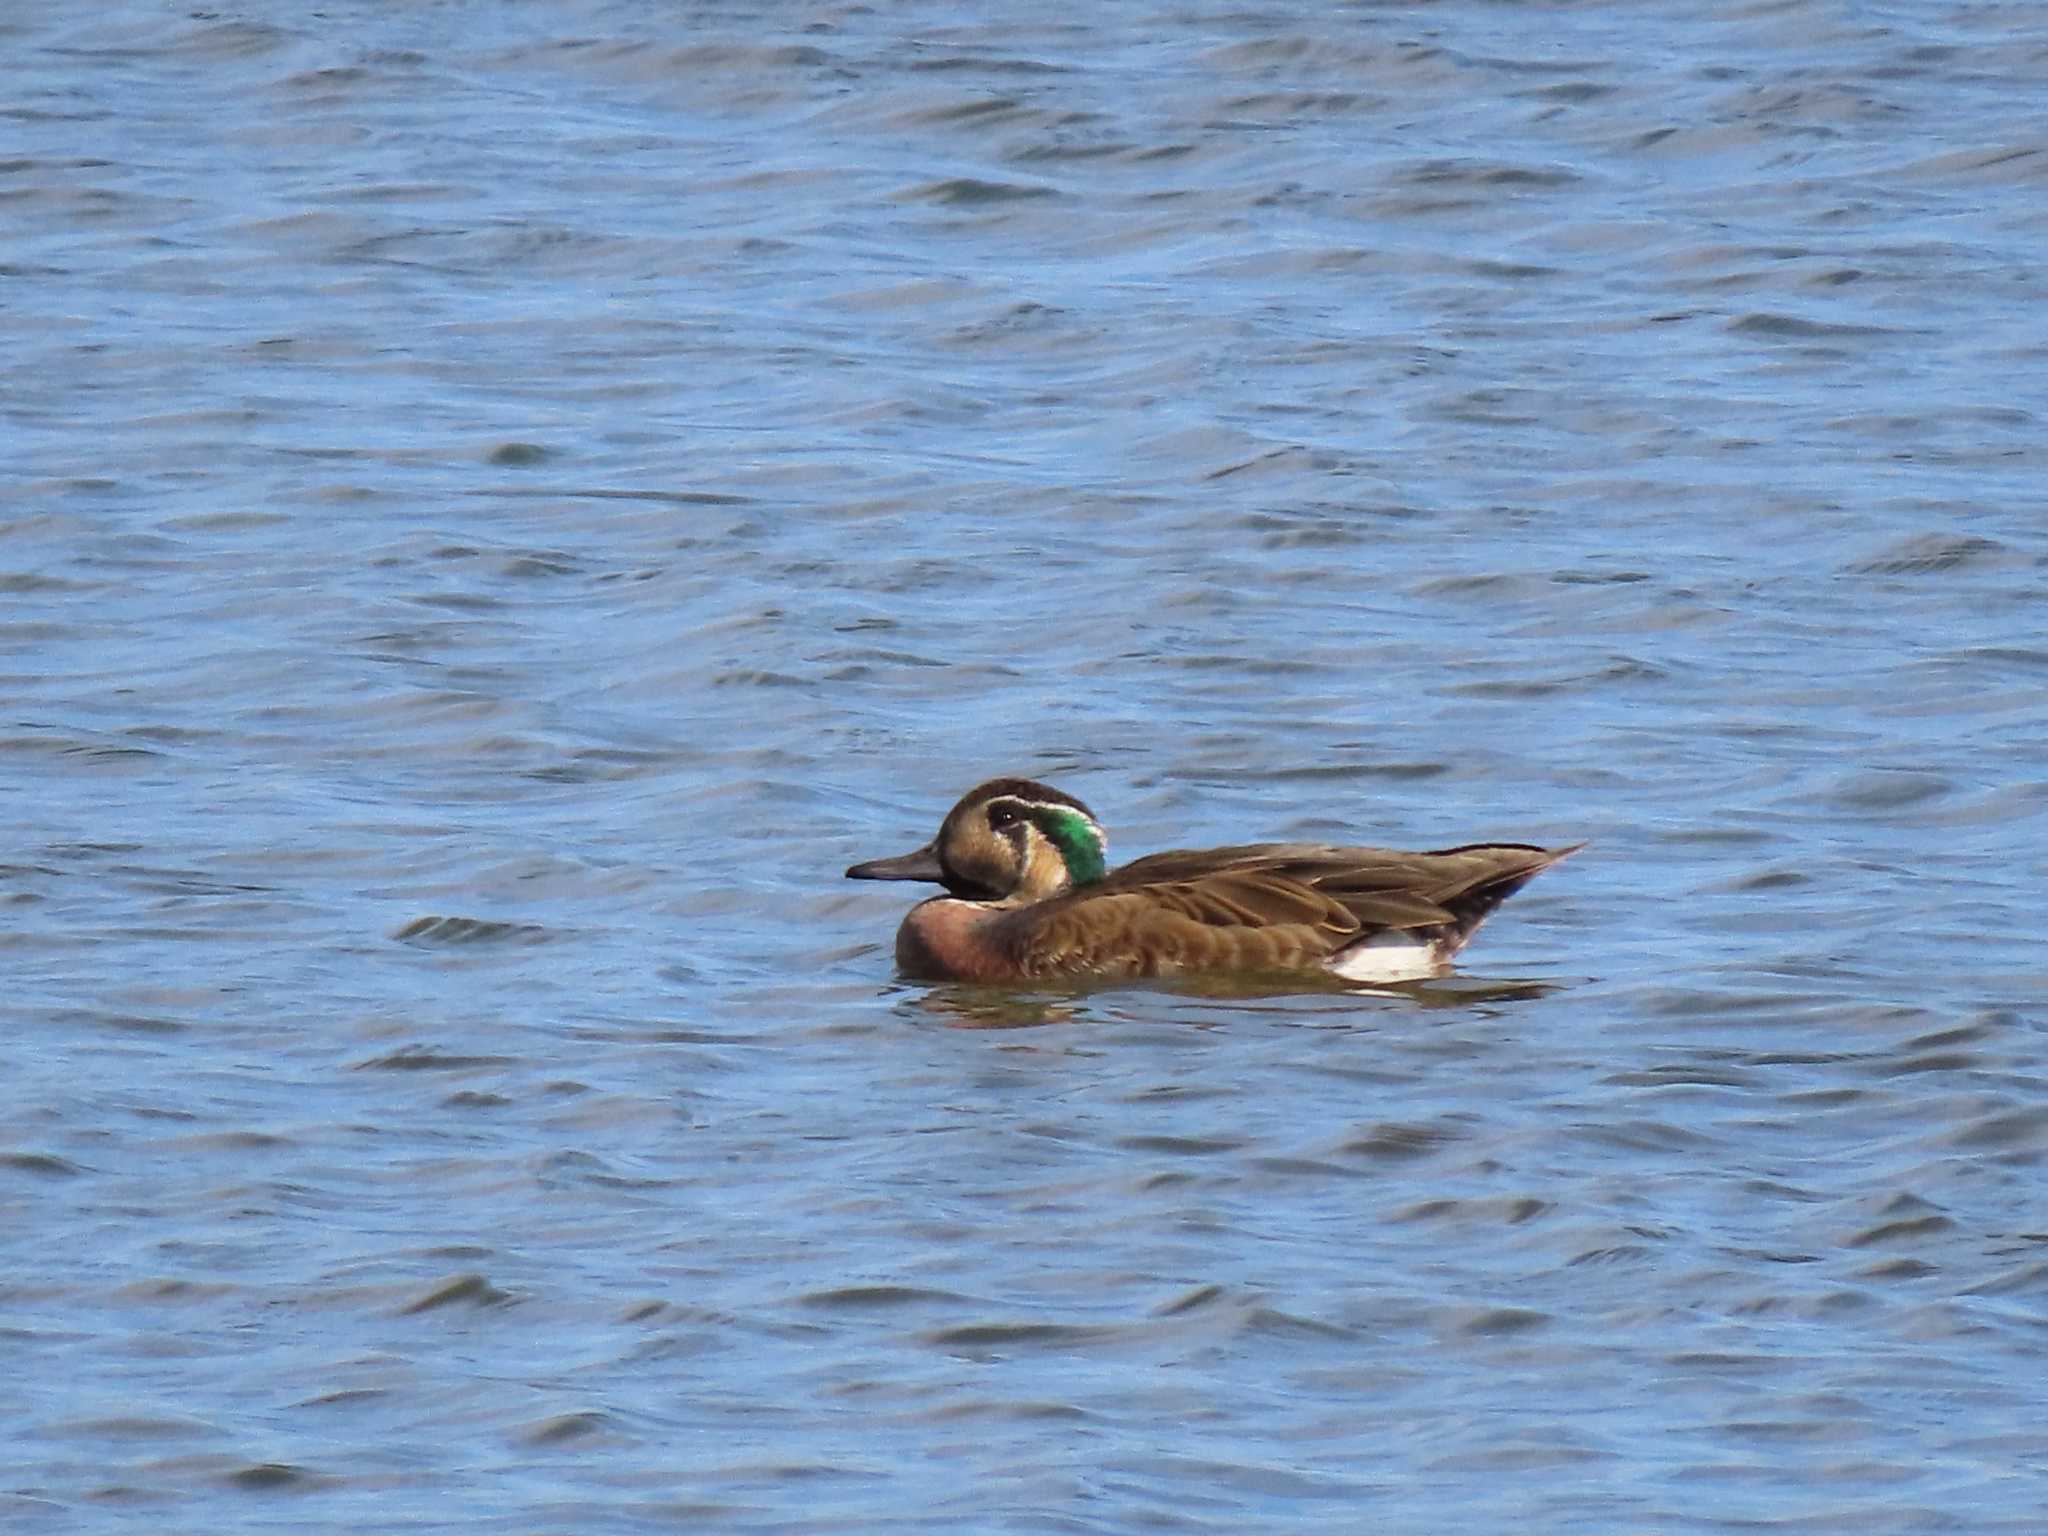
896,898,1016,982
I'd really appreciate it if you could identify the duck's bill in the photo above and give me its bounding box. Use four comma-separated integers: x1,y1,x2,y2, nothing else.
845,843,945,883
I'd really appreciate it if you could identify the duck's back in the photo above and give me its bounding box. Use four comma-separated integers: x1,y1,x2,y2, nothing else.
988,840,1576,981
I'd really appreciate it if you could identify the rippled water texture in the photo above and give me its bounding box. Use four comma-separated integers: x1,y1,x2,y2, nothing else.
7,2,2048,1530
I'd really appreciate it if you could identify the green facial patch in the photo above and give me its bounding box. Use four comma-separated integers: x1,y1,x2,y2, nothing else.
1034,807,1107,885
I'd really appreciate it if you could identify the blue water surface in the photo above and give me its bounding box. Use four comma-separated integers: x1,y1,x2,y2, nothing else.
5,2,2048,1531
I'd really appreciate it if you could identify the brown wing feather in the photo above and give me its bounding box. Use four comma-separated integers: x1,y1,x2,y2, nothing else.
1126,870,1358,931
995,840,1579,979
999,882,1356,978
1108,843,1561,922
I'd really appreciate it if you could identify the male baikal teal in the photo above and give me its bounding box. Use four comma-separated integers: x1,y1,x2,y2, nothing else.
848,777,1579,984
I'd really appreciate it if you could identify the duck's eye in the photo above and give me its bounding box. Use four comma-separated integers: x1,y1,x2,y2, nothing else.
987,803,1022,831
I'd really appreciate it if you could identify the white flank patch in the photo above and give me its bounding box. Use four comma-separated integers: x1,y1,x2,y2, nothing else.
1324,932,1443,984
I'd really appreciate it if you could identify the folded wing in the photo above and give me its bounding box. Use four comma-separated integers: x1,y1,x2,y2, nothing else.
994,841,1577,978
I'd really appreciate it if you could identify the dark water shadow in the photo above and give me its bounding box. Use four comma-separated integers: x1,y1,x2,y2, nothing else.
899,971,1573,1028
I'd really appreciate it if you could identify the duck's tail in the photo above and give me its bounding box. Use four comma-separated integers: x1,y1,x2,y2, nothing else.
1438,841,1584,946
1324,841,1583,982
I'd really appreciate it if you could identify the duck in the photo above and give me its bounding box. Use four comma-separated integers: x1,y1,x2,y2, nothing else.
846,776,1579,985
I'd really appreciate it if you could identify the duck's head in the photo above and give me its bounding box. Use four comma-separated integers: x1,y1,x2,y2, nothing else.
846,777,1108,902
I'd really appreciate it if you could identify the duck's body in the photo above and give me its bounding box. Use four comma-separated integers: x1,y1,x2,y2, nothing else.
847,777,1578,986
